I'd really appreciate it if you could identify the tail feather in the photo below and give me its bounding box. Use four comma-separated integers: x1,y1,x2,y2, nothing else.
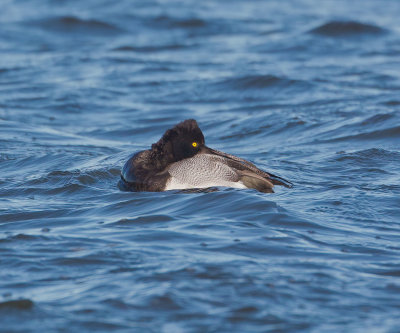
239,171,274,193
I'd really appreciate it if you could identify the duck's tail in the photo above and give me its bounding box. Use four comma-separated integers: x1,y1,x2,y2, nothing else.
268,173,293,188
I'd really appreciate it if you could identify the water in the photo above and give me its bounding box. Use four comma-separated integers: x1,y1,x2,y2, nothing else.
1,0,400,331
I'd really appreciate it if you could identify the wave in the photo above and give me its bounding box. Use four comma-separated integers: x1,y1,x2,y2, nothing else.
153,15,207,29
32,16,122,35
310,21,385,37
334,148,400,164
310,110,400,144
0,299,34,310
321,126,400,143
142,14,234,36
215,74,308,90
361,113,395,126
160,74,312,104
112,44,187,53
382,100,400,106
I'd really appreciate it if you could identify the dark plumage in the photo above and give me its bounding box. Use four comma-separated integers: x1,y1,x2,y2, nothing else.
119,119,292,193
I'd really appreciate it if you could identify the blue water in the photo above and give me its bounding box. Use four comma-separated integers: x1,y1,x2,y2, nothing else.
1,0,400,331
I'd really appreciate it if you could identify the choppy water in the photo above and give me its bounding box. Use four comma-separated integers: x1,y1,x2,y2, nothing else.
1,0,400,331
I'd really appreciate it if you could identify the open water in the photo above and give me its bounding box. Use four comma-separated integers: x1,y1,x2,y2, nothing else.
1,0,400,332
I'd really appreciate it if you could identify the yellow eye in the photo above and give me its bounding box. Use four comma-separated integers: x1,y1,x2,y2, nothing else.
192,142,198,147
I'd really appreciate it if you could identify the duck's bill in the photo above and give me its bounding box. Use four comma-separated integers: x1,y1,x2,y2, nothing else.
201,146,293,188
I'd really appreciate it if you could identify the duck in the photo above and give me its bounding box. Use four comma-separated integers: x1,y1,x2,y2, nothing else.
119,119,292,193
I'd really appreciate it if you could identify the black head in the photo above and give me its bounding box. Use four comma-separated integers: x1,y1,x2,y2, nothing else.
151,119,205,164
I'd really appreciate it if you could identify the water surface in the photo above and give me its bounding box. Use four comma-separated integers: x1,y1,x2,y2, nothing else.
1,0,400,332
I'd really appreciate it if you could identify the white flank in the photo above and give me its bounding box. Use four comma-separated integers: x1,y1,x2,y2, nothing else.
164,154,247,191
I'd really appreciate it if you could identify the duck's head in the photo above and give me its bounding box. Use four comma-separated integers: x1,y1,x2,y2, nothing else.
151,119,206,163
